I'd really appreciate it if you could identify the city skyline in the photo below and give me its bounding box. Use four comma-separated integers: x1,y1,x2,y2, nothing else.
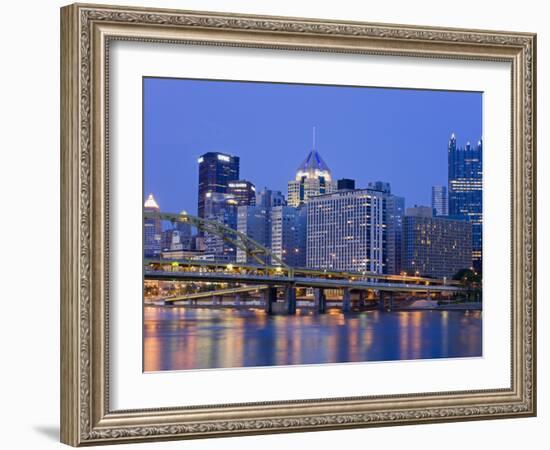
142,78,484,373
144,77,482,214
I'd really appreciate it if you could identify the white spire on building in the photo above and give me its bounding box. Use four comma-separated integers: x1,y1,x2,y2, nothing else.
287,129,336,207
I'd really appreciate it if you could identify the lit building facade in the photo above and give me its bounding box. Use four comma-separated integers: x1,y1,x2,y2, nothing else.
144,193,162,258
197,152,239,220
228,180,256,206
271,206,307,267
288,149,336,207
256,188,286,208
306,189,386,273
431,185,448,216
203,192,238,262
161,210,192,251
448,134,483,271
174,211,192,249
236,188,291,264
385,194,405,275
367,181,391,194
401,206,472,279
161,229,181,251
366,181,404,275
236,205,272,264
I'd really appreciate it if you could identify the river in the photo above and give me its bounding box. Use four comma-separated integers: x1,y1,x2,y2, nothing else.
143,306,482,372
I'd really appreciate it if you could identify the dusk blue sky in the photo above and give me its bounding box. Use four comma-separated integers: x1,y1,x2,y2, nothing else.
144,77,482,214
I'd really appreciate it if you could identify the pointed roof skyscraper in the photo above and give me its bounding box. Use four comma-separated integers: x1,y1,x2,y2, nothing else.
144,193,160,210
294,127,333,181
288,128,336,207
296,149,331,175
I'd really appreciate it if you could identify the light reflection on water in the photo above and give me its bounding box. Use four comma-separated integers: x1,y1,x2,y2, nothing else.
143,307,482,372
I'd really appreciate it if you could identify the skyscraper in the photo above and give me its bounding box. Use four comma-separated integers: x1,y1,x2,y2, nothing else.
236,205,271,264
385,193,405,275
367,181,391,194
237,188,290,264
307,189,386,273
401,206,472,278
173,210,192,249
287,147,336,207
337,178,356,191
256,188,286,208
203,192,239,261
197,152,239,220
271,206,307,268
228,180,256,206
144,193,162,258
431,185,448,216
366,181,404,275
161,210,192,251
448,133,483,271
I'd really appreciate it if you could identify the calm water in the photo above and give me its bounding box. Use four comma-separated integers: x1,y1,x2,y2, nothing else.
143,307,482,372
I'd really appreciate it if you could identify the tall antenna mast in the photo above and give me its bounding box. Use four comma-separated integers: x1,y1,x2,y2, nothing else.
312,126,316,150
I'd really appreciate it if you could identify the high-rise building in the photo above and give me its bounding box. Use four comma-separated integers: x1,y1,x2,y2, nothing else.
161,229,183,251
431,185,448,216
256,188,286,208
173,210,192,249
197,152,239,220
236,205,271,264
271,206,307,268
287,147,336,207
407,205,434,217
401,206,472,279
337,178,356,191
144,193,162,258
161,211,192,251
365,182,404,275
448,134,483,271
367,181,391,194
386,194,405,275
307,189,386,273
203,192,238,261
228,180,256,206
237,188,291,265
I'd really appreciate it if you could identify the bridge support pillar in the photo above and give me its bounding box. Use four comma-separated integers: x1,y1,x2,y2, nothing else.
285,285,296,315
264,287,277,314
358,291,366,309
342,288,351,312
234,294,242,306
378,291,385,310
213,295,222,306
314,288,326,314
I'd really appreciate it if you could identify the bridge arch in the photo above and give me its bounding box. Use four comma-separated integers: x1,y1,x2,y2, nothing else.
144,210,292,273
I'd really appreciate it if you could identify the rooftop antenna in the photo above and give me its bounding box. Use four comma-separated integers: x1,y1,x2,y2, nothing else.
312,126,316,150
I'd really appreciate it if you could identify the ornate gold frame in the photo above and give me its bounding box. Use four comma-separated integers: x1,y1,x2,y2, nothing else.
60,3,536,446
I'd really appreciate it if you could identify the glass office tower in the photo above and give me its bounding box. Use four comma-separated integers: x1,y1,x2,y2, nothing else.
448,133,483,272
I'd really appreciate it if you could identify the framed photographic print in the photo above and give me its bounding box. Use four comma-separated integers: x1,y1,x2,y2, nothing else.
60,3,537,446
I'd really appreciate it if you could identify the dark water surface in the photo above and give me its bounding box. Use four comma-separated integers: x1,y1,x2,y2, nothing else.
143,307,482,372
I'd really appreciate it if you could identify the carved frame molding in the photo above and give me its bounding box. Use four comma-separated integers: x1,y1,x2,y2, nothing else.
60,3,536,446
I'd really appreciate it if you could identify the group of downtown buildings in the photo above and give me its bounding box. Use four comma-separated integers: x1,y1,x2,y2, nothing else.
145,133,482,279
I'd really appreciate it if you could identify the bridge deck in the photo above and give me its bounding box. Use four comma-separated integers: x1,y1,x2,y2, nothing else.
165,285,268,302
145,270,465,293
144,259,461,286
